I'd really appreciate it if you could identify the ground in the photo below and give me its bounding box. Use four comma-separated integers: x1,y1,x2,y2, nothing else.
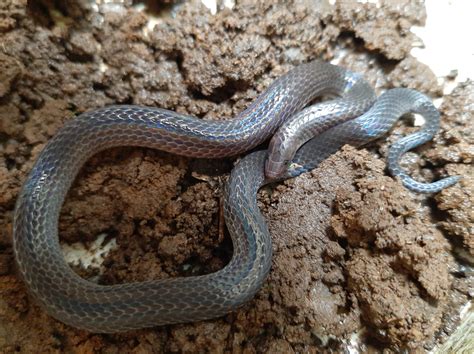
0,0,472,352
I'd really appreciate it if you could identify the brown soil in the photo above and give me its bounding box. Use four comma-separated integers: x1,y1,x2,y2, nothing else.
0,0,472,352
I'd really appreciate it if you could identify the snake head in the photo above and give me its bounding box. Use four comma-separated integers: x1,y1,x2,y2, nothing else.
265,136,293,180
265,155,290,180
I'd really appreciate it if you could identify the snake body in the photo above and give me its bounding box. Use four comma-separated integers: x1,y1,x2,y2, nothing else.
13,61,459,332
269,88,460,192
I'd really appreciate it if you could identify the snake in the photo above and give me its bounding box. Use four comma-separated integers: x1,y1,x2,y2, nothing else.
13,60,460,332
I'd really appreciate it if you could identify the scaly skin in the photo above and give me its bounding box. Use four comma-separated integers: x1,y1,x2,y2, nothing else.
13,61,459,333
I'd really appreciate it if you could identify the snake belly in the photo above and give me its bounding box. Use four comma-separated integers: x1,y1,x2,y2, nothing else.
13,61,457,333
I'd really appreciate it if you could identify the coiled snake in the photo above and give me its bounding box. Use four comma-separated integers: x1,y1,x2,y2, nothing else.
13,61,460,332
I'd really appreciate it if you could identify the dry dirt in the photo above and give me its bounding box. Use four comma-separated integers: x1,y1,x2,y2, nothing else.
0,0,472,352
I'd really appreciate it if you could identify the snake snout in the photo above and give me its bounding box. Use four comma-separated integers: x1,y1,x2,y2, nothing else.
266,134,291,179
265,153,289,180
